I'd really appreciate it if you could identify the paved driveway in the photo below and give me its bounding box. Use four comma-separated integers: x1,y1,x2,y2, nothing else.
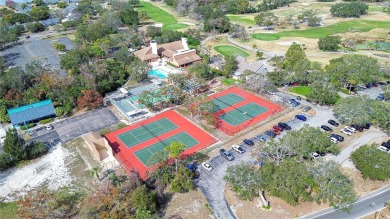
29,107,119,143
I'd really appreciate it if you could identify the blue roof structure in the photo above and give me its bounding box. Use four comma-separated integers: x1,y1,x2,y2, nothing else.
7,99,55,125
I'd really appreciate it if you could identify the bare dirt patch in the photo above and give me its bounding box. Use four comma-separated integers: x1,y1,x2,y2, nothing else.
164,189,212,219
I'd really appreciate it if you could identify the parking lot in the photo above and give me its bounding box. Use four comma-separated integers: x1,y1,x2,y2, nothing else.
29,107,119,143
196,89,389,218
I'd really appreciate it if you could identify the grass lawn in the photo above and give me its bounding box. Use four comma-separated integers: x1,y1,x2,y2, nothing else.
214,45,249,58
289,86,311,96
163,23,188,31
222,78,240,85
227,15,256,25
339,88,350,95
0,202,19,219
251,33,280,41
252,20,390,40
368,6,383,12
137,2,188,30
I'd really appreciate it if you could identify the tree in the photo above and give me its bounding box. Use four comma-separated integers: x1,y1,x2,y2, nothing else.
333,96,373,126
170,166,194,193
88,166,102,180
224,162,262,200
138,11,150,24
222,55,237,77
57,1,68,8
256,51,264,60
119,8,139,25
188,62,213,79
318,36,341,51
2,128,26,161
164,141,186,173
352,144,390,180
259,159,313,206
330,2,368,18
26,22,45,33
307,81,339,105
77,90,103,110
128,60,150,82
53,43,66,51
228,24,249,40
283,43,306,70
326,55,381,91
146,26,161,38
254,12,278,27
29,6,50,21
310,161,357,210
131,185,158,214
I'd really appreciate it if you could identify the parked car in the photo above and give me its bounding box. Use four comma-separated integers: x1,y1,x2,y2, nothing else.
378,146,390,153
45,124,53,131
267,90,276,95
351,125,364,132
220,149,235,161
271,128,281,135
295,114,307,121
296,96,302,100
243,139,254,146
273,125,284,131
328,120,339,127
344,126,356,133
259,136,267,142
341,129,352,136
381,142,390,149
330,134,344,142
265,130,276,138
278,122,292,130
232,144,245,154
378,81,387,86
202,162,213,171
364,123,371,129
330,137,338,144
321,125,332,132
303,106,312,112
310,152,320,159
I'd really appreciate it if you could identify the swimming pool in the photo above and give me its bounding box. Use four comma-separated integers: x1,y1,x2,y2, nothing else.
148,69,169,79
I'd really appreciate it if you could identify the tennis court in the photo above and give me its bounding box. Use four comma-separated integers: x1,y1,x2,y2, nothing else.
118,118,177,148
210,87,283,135
104,110,218,180
213,93,245,111
219,103,267,126
135,132,199,166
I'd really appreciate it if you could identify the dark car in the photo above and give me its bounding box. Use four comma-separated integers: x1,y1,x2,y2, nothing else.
295,115,307,121
364,123,371,129
278,122,292,130
378,81,387,86
243,139,254,146
265,130,276,138
328,120,339,127
351,125,364,132
220,149,235,161
273,125,283,131
321,125,332,132
296,96,302,100
330,134,344,142
381,142,390,149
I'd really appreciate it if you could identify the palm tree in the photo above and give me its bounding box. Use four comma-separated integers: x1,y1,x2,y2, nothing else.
89,166,101,180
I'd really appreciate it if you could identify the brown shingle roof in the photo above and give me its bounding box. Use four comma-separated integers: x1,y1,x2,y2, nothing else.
133,47,159,61
174,51,202,65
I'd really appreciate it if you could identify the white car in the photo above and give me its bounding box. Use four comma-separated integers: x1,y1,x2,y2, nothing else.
45,124,53,131
267,90,276,95
232,144,245,154
341,129,352,136
330,137,338,144
202,162,213,171
311,152,320,159
378,146,390,153
345,126,356,133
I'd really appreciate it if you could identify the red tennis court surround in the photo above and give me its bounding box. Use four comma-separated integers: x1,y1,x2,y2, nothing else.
104,110,218,180
210,87,283,135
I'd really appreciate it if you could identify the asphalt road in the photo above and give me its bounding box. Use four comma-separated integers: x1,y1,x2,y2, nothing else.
299,185,390,219
29,107,119,143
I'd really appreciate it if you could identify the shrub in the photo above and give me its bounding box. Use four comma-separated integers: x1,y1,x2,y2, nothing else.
39,118,53,124
318,36,341,51
20,123,36,130
330,2,368,18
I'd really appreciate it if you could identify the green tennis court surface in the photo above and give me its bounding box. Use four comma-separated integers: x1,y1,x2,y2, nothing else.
219,102,268,126
118,118,177,148
213,93,245,111
135,132,199,166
